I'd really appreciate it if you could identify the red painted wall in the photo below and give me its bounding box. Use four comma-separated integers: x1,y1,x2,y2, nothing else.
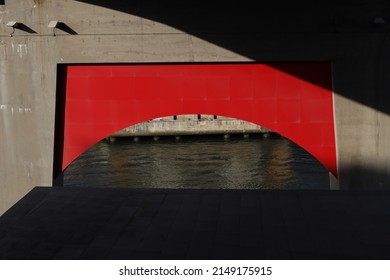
58,63,337,177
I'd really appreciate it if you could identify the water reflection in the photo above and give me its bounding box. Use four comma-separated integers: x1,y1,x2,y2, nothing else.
63,134,329,190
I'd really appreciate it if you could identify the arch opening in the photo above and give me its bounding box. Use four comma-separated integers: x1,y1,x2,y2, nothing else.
53,62,337,183
60,114,330,190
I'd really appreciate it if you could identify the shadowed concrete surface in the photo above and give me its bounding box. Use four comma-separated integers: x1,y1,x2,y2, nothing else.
0,187,390,260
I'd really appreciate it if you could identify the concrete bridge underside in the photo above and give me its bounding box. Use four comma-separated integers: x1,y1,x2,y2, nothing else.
1,0,390,214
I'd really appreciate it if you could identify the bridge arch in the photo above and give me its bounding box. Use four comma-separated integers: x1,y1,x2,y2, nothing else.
53,62,337,180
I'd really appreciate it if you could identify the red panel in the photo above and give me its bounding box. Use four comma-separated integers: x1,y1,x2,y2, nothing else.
60,63,337,176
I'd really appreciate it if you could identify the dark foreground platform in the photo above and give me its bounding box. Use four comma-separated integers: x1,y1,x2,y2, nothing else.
1,187,390,260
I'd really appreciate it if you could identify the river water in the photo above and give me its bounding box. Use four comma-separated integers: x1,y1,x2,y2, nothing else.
62,134,329,190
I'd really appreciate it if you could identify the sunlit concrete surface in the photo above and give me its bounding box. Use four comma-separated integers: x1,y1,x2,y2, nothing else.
111,116,271,138
0,187,390,260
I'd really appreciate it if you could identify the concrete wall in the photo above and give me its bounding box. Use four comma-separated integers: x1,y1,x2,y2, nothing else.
111,116,271,137
0,0,390,214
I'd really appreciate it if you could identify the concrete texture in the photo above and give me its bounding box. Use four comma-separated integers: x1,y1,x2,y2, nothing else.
1,187,390,260
111,116,270,137
0,0,390,214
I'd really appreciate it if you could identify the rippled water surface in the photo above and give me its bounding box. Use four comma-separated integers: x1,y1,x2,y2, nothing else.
62,134,329,189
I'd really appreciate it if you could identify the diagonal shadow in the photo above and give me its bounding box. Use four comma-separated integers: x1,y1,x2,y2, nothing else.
15,23,37,34
56,22,78,35
74,0,390,117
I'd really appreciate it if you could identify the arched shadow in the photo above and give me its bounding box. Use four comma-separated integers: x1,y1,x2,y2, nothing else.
72,0,390,117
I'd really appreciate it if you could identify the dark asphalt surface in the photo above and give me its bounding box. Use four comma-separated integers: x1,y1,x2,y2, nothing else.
0,187,390,260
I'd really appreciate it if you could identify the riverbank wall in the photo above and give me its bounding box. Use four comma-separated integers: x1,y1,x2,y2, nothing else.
110,115,272,138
